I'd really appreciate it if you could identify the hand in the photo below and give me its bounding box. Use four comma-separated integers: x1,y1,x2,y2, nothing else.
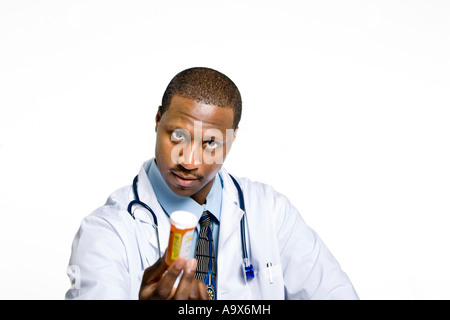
139,254,208,300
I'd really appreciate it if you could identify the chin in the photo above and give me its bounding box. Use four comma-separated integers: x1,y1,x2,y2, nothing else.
168,182,199,197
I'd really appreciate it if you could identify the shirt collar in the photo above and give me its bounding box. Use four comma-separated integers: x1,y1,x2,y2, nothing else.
147,159,222,223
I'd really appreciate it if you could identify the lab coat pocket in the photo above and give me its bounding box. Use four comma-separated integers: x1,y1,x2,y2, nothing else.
254,263,284,299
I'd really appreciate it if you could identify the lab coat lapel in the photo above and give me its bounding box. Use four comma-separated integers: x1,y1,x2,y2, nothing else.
218,169,244,252
216,169,252,298
133,160,170,256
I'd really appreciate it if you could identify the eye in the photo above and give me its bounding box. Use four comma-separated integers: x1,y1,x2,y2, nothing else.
171,130,186,142
204,140,219,151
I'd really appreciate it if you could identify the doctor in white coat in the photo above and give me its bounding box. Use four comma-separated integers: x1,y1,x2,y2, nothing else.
66,67,358,300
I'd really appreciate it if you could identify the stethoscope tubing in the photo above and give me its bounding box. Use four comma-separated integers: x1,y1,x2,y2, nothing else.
128,175,161,257
127,173,254,279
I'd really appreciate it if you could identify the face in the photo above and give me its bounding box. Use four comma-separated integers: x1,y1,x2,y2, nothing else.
154,95,237,205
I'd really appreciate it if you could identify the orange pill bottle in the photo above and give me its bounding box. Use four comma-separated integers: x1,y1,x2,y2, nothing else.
165,210,197,266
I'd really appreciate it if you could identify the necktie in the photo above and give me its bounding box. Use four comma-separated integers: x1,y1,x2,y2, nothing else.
195,211,216,300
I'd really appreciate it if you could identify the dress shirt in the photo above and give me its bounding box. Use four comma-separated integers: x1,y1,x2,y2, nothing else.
147,159,222,259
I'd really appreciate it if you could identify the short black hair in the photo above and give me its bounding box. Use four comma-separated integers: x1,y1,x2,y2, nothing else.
161,67,242,129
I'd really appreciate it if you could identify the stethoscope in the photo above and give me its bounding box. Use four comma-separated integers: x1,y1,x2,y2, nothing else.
127,173,255,280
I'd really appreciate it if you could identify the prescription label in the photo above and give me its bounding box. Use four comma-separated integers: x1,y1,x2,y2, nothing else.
169,229,194,261
171,232,182,260
178,232,194,259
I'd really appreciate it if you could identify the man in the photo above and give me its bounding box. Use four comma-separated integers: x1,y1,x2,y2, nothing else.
66,67,358,300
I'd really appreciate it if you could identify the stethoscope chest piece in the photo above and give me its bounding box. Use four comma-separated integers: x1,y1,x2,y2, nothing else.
242,261,255,283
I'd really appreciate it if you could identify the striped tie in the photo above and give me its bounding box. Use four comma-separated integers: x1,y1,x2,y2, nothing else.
195,211,216,300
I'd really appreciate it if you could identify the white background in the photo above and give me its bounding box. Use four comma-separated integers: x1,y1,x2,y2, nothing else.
1,0,449,299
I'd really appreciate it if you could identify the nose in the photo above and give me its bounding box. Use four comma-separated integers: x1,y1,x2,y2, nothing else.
178,141,202,170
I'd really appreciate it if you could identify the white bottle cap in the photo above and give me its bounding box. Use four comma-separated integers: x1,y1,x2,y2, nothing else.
169,210,198,230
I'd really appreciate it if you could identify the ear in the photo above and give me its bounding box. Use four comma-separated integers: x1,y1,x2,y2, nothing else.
233,126,238,142
155,106,162,133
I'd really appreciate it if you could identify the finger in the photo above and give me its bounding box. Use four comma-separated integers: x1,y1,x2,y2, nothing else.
152,258,185,299
197,280,209,300
188,284,199,300
139,254,170,300
141,252,168,286
173,258,197,300
167,287,177,300
188,279,206,300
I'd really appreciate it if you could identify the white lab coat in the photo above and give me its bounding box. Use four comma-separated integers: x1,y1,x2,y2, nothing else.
66,159,358,300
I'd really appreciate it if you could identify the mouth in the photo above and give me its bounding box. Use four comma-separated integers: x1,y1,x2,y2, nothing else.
170,170,199,188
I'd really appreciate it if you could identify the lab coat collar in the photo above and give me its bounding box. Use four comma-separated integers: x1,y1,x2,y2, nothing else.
134,159,161,224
